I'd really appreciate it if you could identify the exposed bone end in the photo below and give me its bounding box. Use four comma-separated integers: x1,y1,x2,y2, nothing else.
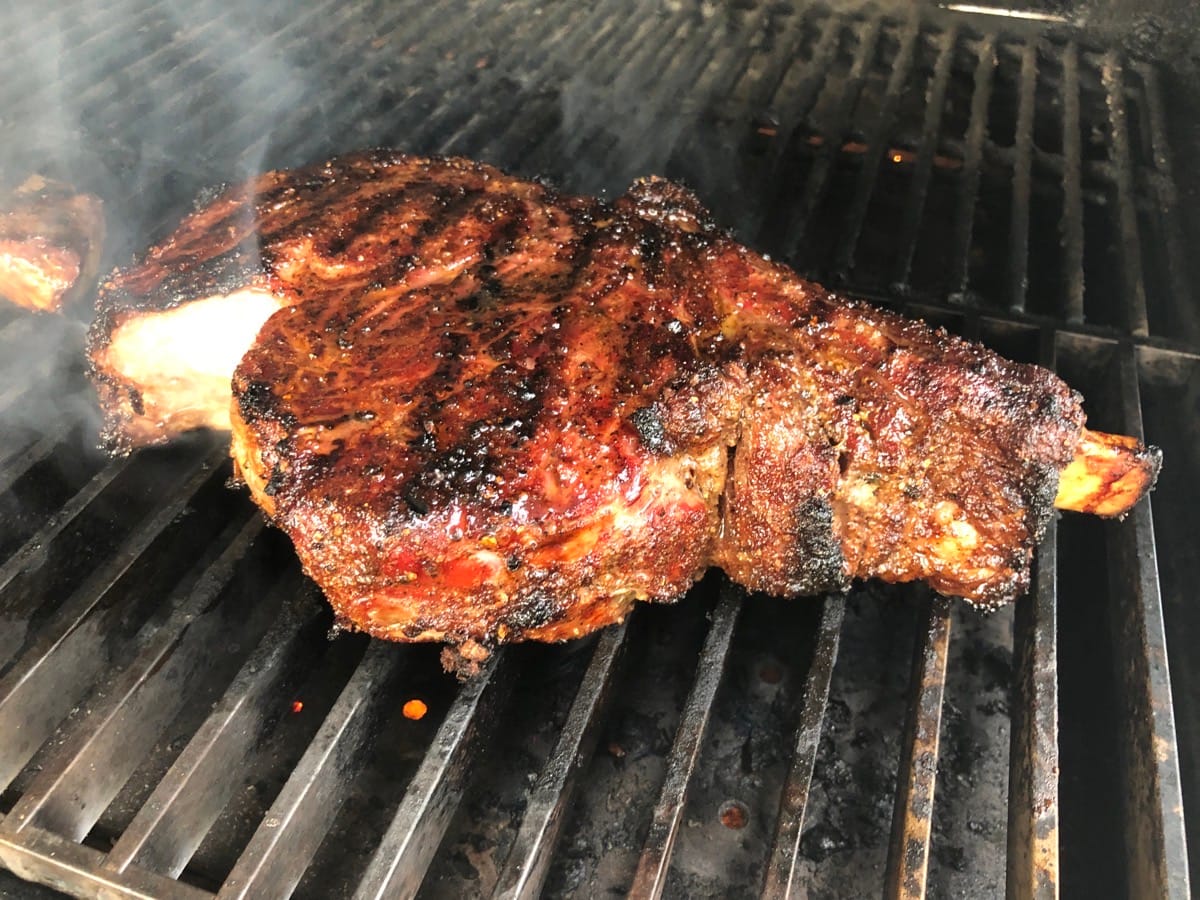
1054,428,1162,518
90,288,285,451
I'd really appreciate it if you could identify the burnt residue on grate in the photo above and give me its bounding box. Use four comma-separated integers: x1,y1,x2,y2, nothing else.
0,1,1197,898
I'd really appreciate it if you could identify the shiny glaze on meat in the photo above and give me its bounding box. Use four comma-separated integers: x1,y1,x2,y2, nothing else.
210,151,1087,660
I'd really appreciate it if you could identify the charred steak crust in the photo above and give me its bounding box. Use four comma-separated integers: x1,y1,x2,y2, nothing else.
195,150,1085,651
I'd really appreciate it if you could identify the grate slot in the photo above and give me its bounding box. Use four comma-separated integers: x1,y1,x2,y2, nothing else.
218,642,401,899
1100,54,1150,336
832,16,921,278
0,450,223,789
0,418,75,501
0,0,166,124
1005,328,1062,899
351,650,512,899
627,586,741,899
729,10,843,239
103,587,326,880
1106,347,1189,898
1007,41,1037,312
0,458,131,594
1136,63,1198,343
947,34,996,303
883,594,952,900
766,16,882,264
760,593,846,898
492,619,632,900
395,0,558,157
472,6,643,166
892,25,958,290
0,516,264,842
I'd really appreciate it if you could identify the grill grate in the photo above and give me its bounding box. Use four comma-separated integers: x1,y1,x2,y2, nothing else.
0,1,1197,897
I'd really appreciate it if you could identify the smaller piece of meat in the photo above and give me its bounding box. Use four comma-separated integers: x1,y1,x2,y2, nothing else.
0,176,105,313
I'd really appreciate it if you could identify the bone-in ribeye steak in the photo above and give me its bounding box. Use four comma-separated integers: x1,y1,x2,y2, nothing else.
87,151,1159,665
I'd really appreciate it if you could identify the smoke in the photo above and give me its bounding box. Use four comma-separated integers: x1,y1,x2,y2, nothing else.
0,1,320,458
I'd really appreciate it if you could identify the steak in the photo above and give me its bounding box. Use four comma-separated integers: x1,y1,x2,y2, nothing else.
87,151,1159,665
0,176,104,313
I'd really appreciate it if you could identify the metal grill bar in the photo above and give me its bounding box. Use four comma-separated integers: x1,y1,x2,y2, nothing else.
948,34,996,302
833,16,921,277
892,26,958,289
352,651,511,899
0,825,211,900
765,16,882,261
884,594,952,900
0,458,130,596
760,594,846,898
1005,328,1062,900
219,641,401,900
1107,347,1189,898
1100,54,1150,336
733,11,841,239
1007,41,1037,312
628,587,741,899
492,619,632,900
103,588,326,879
1,515,263,843
1137,63,1198,343
0,450,222,788
1060,42,1085,323
472,6,640,164
0,418,73,499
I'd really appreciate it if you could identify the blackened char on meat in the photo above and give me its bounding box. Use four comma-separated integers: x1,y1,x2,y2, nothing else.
81,150,1087,661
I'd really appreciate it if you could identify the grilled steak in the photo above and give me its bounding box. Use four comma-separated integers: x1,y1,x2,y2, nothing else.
88,151,1159,663
1,176,104,313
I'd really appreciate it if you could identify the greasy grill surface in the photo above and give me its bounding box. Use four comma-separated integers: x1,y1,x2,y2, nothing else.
0,1,1196,898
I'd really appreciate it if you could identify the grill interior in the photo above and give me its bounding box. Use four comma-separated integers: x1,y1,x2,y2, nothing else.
1,0,1198,897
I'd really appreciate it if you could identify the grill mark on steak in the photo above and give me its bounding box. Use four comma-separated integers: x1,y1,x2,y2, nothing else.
90,150,1117,657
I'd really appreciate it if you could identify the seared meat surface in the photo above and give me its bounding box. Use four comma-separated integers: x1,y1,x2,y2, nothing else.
0,176,104,312
88,151,1159,659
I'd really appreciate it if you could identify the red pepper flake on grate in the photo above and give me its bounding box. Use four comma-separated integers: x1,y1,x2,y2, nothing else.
290,700,304,714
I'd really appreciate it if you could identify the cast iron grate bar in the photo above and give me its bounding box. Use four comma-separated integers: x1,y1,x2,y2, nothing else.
0,416,74,500
532,2,704,180
1137,62,1198,342
1007,40,1037,312
0,458,132,596
103,586,326,879
832,15,921,278
0,825,210,900
1,515,264,843
1060,42,1085,323
352,650,512,899
1108,347,1189,898
0,449,224,788
401,0,560,156
218,641,402,899
946,34,996,304
884,592,953,900
238,0,444,165
0,0,165,123
732,10,842,240
628,586,742,899
472,4,642,165
764,15,883,262
892,25,958,291
1101,53,1150,337
1005,328,1062,900
760,593,847,898
492,618,632,900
